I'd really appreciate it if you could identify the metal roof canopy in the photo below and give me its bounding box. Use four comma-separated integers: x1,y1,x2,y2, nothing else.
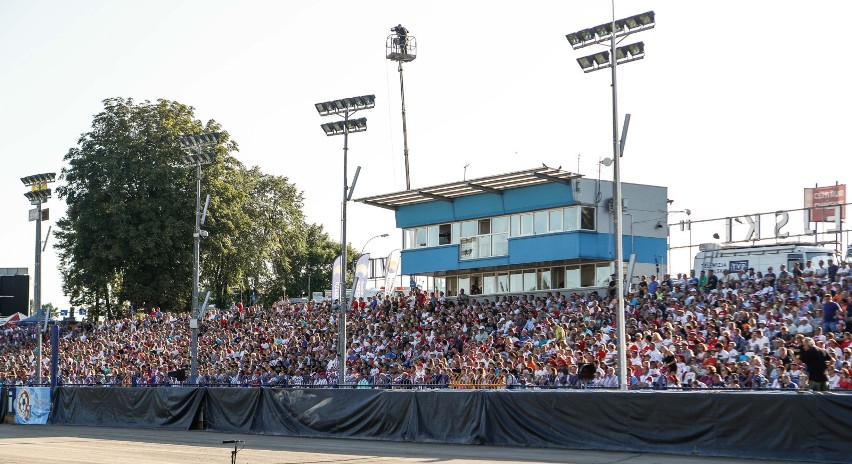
355,167,583,210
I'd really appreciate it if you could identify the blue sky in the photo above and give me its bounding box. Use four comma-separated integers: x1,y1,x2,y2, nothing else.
1,1,849,310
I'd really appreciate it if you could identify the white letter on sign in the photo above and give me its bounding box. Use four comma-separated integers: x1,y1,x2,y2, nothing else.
774,211,789,239
743,215,760,241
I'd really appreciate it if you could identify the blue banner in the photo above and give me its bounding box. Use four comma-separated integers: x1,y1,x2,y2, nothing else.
14,386,51,424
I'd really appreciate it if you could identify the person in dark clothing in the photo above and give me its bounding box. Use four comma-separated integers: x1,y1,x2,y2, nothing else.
799,337,833,391
706,270,719,292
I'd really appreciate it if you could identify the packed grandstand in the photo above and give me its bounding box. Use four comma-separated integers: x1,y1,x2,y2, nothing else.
2,262,851,390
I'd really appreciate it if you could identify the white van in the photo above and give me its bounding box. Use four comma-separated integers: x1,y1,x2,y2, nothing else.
694,242,841,275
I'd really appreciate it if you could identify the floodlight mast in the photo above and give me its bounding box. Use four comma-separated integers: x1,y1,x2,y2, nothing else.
386,24,417,190
315,95,374,386
567,5,655,391
176,132,220,385
21,172,56,386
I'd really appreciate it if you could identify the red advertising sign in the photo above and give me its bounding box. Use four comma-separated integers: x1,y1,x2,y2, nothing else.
804,185,846,222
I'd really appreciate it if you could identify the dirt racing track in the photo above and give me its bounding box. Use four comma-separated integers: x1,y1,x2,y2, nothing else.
0,424,786,464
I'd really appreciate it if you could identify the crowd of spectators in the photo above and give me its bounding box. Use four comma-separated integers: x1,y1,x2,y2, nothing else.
2,258,851,391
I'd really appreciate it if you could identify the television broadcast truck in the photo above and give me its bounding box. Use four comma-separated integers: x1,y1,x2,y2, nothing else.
694,242,841,275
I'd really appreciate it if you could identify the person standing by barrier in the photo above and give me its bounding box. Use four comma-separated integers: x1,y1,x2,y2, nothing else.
799,337,834,391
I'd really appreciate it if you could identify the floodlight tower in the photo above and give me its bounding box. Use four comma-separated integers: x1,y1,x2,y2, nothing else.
21,172,56,385
386,24,417,190
176,132,220,384
315,95,375,386
566,7,655,391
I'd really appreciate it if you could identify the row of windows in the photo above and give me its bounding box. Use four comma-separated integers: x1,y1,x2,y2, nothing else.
403,206,597,260
437,262,613,296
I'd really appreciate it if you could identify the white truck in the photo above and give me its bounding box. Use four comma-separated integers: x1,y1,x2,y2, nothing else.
694,242,841,275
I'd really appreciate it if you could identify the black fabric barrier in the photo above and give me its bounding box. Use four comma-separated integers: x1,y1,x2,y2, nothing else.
0,386,8,422
50,387,852,463
50,387,203,430
203,389,851,463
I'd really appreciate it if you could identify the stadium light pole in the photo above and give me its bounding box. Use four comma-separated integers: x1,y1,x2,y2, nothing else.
315,95,375,386
177,132,220,385
21,172,56,385
568,7,655,391
386,24,417,190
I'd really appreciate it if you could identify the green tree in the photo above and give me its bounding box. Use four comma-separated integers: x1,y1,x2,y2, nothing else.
201,166,309,307
56,97,328,315
56,97,232,314
279,223,342,300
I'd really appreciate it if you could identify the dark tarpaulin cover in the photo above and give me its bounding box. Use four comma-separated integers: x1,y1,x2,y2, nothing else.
0,386,8,421
49,387,203,430
48,387,852,463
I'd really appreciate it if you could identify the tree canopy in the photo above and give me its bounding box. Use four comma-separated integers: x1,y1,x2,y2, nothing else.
56,97,343,316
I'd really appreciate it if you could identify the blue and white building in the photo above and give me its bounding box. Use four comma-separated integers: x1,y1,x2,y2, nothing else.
356,167,668,296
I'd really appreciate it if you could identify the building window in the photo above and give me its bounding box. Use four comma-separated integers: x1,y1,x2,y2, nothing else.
509,271,522,292
460,220,477,238
483,274,496,294
520,214,533,236
549,210,562,232
581,207,596,230
478,218,491,235
533,211,548,234
416,228,427,247
446,277,458,296
523,270,536,291
564,208,578,231
492,233,508,256
581,264,596,287
596,263,611,287
497,273,509,293
566,265,581,288
537,268,551,290
478,235,491,258
438,224,452,245
470,274,482,295
551,267,565,288
460,237,477,259
458,276,470,295
427,225,439,247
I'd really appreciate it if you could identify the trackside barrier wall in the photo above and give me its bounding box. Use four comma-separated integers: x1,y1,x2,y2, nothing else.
49,388,852,463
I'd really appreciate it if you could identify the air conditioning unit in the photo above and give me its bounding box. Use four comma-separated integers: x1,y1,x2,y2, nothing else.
699,243,721,252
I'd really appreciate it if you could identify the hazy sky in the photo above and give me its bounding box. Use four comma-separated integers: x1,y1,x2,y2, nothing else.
1,1,849,310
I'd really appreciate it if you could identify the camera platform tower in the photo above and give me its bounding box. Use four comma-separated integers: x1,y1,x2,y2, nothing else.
386,24,417,190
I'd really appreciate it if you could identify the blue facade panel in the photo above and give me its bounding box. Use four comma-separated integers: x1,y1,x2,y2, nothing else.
401,246,460,275
396,201,455,229
502,183,574,214
453,194,503,221
395,183,575,229
628,236,668,265
508,232,609,264
401,233,666,275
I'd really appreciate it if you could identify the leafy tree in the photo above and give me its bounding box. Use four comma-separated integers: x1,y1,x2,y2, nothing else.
279,223,341,300
56,97,334,314
56,98,231,314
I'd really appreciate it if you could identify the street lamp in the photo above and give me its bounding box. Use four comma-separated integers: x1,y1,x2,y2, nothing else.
176,131,219,384
361,233,390,255
386,24,417,190
568,6,656,391
315,94,375,386
360,233,390,290
21,172,55,385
